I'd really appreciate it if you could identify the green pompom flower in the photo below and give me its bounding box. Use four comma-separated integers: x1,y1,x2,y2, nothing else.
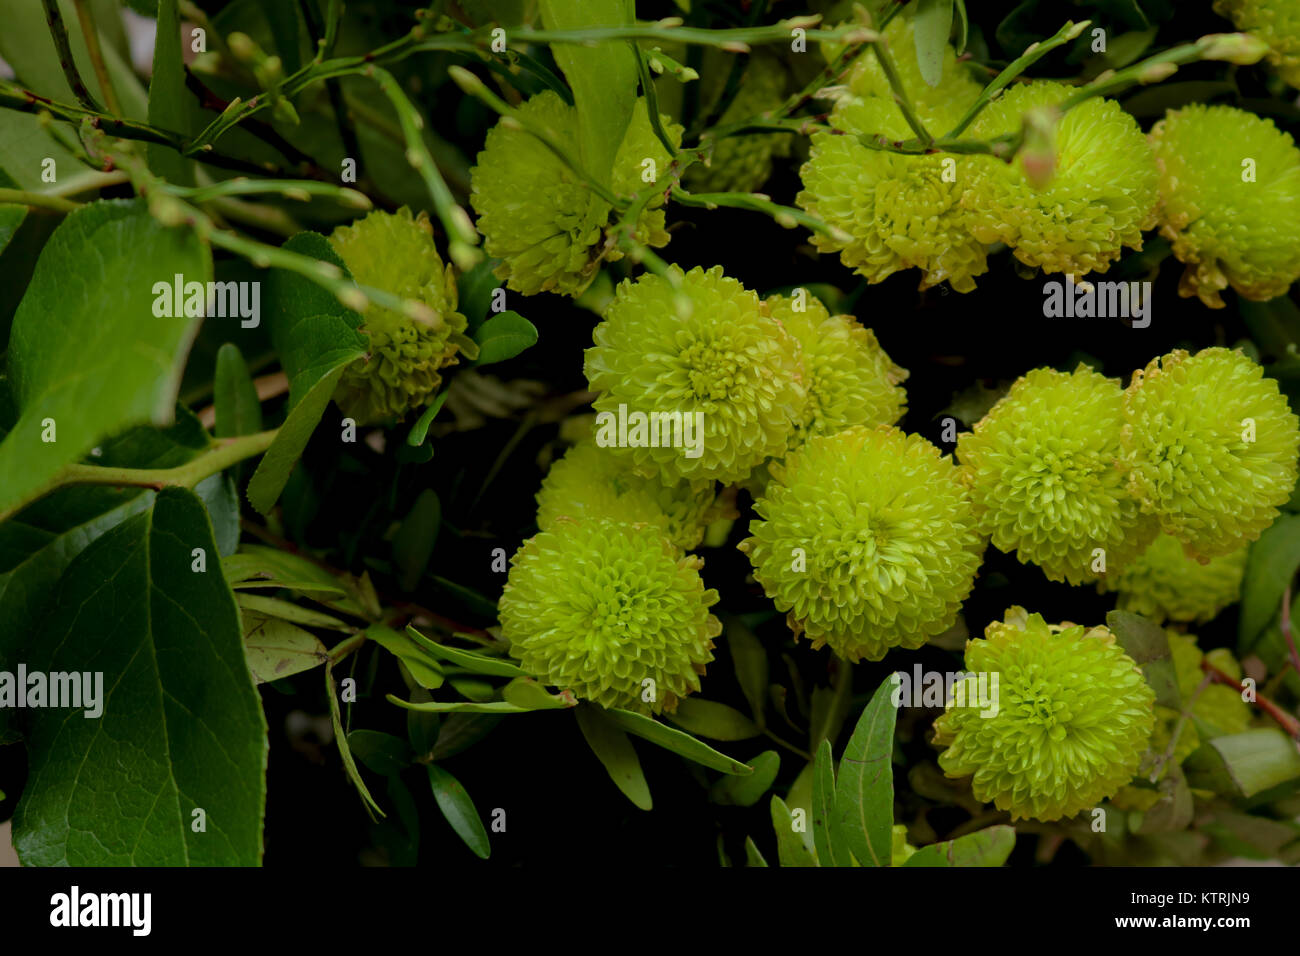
1148,104,1300,307
956,365,1157,585
965,81,1159,279
933,608,1156,822
328,208,471,425
535,438,727,551
584,265,807,485
798,16,987,291
1121,347,1300,558
765,291,908,449
1098,533,1248,624
739,425,984,662
470,92,681,297
687,53,793,195
498,519,721,714
1215,0,1300,88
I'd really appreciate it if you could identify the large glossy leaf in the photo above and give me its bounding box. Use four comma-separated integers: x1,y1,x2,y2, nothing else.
13,488,267,865
0,199,210,520
246,232,367,514
575,703,652,810
604,707,753,775
832,673,899,867
538,0,638,186
427,764,491,859
903,825,1016,867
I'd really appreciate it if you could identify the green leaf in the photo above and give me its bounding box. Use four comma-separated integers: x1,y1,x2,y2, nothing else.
502,677,577,710
665,697,761,740
392,489,440,592
263,0,304,74
0,199,209,520
222,544,349,601
1238,514,1300,655
241,611,328,683
952,0,969,54
326,648,383,817
214,343,263,440
903,825,1016,867
236,593,349,630
388,696,531,714
604,707,753,775
148,0,198,185
12,488,267,865
471,311,538,366
725,614,768,728
427,764,491,859
743,835,768,867
366,623,445,690
575,703,652,810
913,0,955,88
348,730,411,777
539,0,638,186
832,673,899,867
246,232,367,514
711,750,780,807
770,796,817,867
812,739,850,867
457,257,503,331
406,389,450,446
405,626,526,677
1107,609,1181,708
1184,728,1300,799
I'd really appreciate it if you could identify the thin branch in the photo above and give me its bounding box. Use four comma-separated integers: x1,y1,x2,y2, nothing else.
0,188,80,213
1201,659,1300,740
71,0,120,115
41,0,100,111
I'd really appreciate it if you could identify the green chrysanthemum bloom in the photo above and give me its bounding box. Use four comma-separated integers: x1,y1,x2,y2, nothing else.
1215,0,1300,88
933,607,1156,822
535,438,726,551
1121,347,1300,558
956,365,1157,585
765,292,908,449
1148,104,1300,307
687,53,793,195
498,519,721,714
470,92,681,297
965,81,1159,279
1098,533,1248,624
739,425,985,662
584,265,806,485
328,208,471,425
798,91,988,292
1168,631,1253,739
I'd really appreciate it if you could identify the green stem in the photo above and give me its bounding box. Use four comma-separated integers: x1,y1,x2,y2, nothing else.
166,177,372,208
40,0,100,111
369,66,482,270
945,20,1090,140
674,188,848,242
0,430,279,525
633,42,677,157
0,188,80,213
762,727,812,762
870,35,932,146
71,0,121,115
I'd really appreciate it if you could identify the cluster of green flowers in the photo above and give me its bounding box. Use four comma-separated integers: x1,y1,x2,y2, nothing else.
957,347,1299,585
1216,0,1300,88
796,16,1300,305
500,265,917,705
